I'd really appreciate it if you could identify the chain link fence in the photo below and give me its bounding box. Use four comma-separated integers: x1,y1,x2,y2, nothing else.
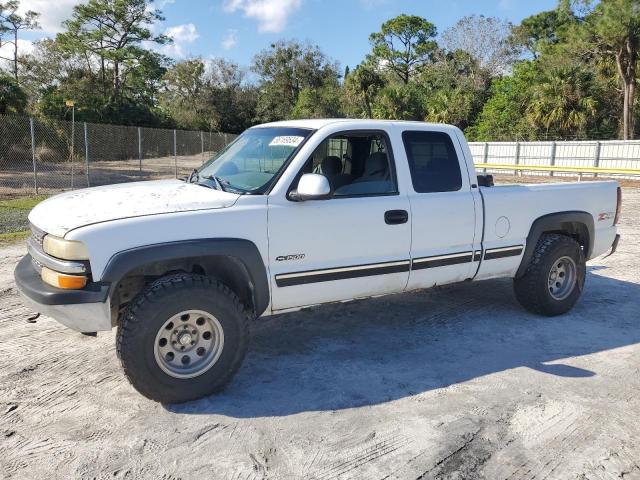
0,114,235,198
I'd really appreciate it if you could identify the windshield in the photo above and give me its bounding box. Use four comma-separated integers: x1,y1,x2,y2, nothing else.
196,127,313,193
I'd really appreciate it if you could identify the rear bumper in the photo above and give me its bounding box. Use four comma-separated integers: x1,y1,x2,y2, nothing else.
14,255,113,332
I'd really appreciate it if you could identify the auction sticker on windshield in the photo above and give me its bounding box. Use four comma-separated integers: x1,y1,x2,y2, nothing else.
269,136,305,147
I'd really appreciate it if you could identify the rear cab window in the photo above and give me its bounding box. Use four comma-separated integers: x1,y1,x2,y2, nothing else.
401,131,463,193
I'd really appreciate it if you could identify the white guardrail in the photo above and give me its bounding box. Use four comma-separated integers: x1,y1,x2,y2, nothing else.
468,140,640,177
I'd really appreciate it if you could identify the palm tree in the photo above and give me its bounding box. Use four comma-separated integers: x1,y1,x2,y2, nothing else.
526,67,597,139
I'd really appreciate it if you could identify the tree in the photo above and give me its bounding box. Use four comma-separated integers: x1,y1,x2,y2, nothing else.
372,83,426,120
58,0,170,99
510,9,568,59
160,58,257,133
343,62,385,118
0,72,25,113
584,0,640,139
467,61,541,141
369,14,438,84
159,58,209,129
0,0,40,82
252,40,340,122
442,15,517,76
526,66,598,138
291,82,343,119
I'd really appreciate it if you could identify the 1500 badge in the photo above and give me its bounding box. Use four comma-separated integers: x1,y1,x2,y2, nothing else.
276,254,306,261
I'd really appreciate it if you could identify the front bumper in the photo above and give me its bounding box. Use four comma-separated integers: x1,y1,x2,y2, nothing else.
14,255,113,332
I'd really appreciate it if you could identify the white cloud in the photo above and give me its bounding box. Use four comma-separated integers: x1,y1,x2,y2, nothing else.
161,23,199,58
0,39,35,72
224,0,302,33
16,0,84,34
221,29,238,50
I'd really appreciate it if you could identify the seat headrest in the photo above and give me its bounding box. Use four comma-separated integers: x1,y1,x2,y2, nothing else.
364,152,388,176
321,156,342,177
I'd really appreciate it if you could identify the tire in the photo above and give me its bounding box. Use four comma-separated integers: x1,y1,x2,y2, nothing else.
116,273,250,403
514,234,586,316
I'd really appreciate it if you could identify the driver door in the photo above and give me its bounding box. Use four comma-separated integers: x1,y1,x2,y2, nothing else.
267,130,411,311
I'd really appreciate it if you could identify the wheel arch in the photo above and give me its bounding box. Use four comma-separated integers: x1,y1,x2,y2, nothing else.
516,211,594,278
101,238,270,318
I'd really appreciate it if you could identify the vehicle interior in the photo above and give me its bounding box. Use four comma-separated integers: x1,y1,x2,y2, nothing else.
302,133,396,196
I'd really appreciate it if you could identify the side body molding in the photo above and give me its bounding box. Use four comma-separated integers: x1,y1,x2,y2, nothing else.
516,211,594,278
101,238,270,316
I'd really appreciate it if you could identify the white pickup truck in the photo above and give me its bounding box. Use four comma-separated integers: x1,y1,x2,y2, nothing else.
15,119,621,403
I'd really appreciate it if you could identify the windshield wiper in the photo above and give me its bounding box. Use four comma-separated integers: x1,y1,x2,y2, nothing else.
201,174,229,192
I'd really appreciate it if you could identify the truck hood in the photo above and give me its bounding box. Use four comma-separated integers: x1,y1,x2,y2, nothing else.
29,180,240,237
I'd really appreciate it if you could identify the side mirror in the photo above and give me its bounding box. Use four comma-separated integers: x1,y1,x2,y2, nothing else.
289,173,332,201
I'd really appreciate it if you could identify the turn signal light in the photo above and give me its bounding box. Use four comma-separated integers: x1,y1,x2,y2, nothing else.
42,267,87,290
614,186,622,225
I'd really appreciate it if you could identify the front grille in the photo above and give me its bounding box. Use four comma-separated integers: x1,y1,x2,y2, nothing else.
30,223,46,248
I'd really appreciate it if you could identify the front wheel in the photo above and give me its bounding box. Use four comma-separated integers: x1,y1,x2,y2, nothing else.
116,274,250,403
514,234,586,316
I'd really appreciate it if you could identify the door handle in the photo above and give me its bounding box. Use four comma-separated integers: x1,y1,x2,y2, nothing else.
385,210,409,225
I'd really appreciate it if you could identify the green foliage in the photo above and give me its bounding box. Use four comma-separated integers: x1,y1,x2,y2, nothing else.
292,82,343,119
369,14,438,84
467,61,540,141
372,83,426,120
0,73,26,113
582,0,640,139
252,40,340,123
526,66,598,138
0,0,638,140
343,63,385,118
0,0,40,80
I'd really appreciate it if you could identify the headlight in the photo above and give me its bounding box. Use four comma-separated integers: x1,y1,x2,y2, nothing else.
43,235,89,260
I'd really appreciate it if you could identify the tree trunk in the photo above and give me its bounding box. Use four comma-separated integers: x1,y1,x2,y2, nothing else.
113,61,120,98
630,78,636,139
363,91,372,118
13,30,18,82
616,50,635,140
623,82,630,140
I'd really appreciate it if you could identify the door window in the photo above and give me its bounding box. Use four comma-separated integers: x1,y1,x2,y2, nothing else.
299,132,397,197
402,131,462,193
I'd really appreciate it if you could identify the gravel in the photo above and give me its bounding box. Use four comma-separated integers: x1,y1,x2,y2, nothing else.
0,187,638,480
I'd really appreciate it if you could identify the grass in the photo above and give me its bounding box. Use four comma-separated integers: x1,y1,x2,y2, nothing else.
0,195,48,243
0,230,31,245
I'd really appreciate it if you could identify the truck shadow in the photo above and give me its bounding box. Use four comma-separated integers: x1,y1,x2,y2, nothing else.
169,267,639,417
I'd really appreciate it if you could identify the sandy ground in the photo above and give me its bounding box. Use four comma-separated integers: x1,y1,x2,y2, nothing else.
0,188,639,480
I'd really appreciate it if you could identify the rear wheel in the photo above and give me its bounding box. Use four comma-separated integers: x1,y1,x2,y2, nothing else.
116,274,250,403
514,234,586,316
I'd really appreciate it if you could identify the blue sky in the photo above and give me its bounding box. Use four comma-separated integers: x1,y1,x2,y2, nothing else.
14,0,559,70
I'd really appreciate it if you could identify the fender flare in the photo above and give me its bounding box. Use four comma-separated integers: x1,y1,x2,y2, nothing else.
516,211,594,278
101,238,270,316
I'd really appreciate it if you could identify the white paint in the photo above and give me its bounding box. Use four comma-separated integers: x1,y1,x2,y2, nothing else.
22,120,620,331
28,179,240,238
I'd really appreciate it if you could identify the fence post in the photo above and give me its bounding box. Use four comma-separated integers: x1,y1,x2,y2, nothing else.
173,129,178,178
514,141,520,176
550,141,557,177
30,117,38,195
138,127,143,173
84,122,90,187
593,141,601,178
482,142,488,174
201,131,205,164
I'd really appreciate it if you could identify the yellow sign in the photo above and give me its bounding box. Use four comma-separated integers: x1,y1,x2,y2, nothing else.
65,100,75,107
